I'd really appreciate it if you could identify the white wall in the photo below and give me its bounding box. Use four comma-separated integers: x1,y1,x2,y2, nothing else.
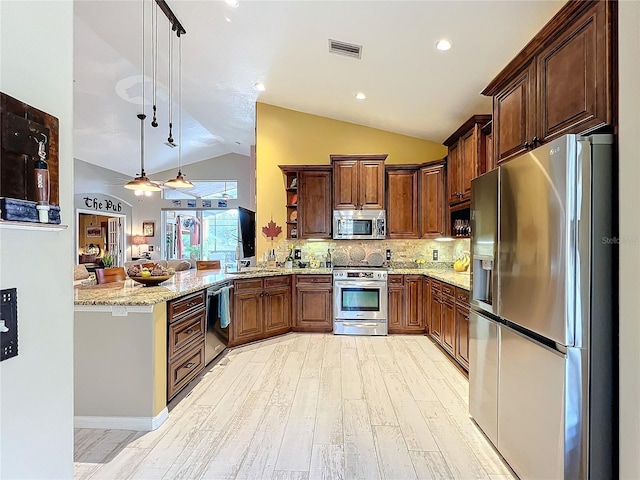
0,1,74,478
75,152,254,260
618,1,640,477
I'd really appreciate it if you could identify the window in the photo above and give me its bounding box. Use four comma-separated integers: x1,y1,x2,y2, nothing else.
162,181,238,200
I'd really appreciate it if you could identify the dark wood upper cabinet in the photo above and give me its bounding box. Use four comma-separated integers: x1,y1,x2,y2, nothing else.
386,168,419,239
280,165,332,239
483,0,616,165
419,163,445,239
331,154,386,210
298,169,332,239
444,115,492,206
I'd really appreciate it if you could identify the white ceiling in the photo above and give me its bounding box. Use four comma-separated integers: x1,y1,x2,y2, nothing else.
74,0,565,177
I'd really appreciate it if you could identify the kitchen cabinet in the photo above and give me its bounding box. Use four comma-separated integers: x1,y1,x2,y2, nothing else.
419,163,446,238
279,166,332,239
386,168,419,239
331,154,386,210
483,0,615,165
387,275,404,332
444,114,492,206
428,279,470,372
294,274,332,332
388,275,425,334
231,276,291,346
167,290,206,400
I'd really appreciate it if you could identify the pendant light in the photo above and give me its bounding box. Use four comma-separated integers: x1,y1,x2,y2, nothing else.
125,0,160,193
165,33,193,189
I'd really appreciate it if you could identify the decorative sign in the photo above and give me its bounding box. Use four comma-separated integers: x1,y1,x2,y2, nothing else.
187,200,196,208
218,200,227,208
83,195,123,213
172,200,182,207
85,226,102,237
202,200,212,208
262,219,282,240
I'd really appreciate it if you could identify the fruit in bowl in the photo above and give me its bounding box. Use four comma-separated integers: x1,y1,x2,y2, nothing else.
453,253,470,272
127,264,175,286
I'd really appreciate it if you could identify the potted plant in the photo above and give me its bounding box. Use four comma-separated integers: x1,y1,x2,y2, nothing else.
101,251,115,268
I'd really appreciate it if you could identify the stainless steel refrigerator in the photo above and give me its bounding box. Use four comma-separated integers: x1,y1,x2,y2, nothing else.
469,134,615,479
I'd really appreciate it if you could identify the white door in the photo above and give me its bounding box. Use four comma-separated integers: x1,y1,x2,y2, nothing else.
107,217,123,266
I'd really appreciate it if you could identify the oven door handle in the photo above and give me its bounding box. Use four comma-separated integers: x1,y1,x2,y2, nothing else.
334,281,386,288
336,322,382,328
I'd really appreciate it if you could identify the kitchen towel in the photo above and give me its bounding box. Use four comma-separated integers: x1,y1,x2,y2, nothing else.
218,286,232,329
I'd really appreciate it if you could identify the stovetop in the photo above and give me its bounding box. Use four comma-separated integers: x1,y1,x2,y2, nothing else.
333,266,388,280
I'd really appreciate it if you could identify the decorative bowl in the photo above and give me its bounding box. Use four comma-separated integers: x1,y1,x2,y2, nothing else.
128,274,174,286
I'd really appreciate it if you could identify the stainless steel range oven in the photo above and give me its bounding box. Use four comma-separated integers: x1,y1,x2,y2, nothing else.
333,268,388,336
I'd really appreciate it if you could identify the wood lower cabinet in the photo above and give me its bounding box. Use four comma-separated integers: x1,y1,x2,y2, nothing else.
428,280,470,373
387,275,404,333
294,275,332,332
484,0,615,165
388,275,424,334
231,276,291,346
167,289,207,400
331,155,386,210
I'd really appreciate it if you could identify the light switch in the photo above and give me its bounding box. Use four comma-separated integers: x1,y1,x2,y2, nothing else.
432,250,439,261
0,288,18,361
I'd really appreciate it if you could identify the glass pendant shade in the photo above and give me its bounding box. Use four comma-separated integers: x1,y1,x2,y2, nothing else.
124,175,161,191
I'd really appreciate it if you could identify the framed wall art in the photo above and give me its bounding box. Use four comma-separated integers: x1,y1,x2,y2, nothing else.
142,221,155,237
85,226,102,238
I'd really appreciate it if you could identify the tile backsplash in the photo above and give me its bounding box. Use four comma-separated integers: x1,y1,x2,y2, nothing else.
263,238,470,267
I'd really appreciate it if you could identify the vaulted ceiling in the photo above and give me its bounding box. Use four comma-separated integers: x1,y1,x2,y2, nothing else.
74,0,564,176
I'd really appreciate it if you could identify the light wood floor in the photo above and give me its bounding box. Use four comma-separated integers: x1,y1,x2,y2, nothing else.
74,333,515,480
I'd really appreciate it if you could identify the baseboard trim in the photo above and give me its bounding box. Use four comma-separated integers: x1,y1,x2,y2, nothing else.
74,407,169,431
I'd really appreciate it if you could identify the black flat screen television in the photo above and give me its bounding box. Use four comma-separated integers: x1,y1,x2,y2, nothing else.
238,206,256,259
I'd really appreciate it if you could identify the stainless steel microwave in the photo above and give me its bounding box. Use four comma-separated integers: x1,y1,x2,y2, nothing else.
333,210,386,240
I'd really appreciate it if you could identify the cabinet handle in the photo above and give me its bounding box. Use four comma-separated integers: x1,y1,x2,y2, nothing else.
524,141,532,149
184,362,196,370
185,328,195,335
532,136,540,146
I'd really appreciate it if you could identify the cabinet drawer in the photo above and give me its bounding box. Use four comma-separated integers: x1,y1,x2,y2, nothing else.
430,279,441,292
296,274,331,285
264,275,291,288
455,287,470,306
168,290,206,323
234,278,264,292
168,341,204,400
442,283,455,299
388,275,404,285
168,311,206,360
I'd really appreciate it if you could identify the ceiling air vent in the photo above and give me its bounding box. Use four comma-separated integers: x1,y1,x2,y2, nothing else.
329,39,362,59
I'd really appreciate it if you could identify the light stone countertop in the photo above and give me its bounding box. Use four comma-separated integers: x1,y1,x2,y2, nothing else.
73,267,333,307
73,266,468,307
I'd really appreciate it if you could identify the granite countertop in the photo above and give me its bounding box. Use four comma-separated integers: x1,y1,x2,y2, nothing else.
73,267,333,307
74,265,469,307
388,267,470,290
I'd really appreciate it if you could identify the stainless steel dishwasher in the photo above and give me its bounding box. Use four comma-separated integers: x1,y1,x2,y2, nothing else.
205,282,232,364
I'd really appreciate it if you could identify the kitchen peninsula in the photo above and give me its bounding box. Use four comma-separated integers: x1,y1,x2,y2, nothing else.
74,266,469,431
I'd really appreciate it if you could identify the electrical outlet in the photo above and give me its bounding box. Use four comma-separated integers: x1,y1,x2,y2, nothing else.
294,249,302,260
432,250,439,261
386,249,392,261
0,288,18,362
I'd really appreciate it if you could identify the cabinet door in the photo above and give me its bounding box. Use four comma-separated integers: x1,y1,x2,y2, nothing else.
536,0,611,143
422,277,431,334
264,286,291,335
359,160,385,209
447,141,461,204
441,299,456,355
386,169,419,239
455,304,470,371
459,127,478,201
404,275,424,331
494,62,536,164
232,290,264,344
333,160,359,210
295,284,333,332
298,170,332,239
430,289,442,341
420,164,445,238
387,279,404,334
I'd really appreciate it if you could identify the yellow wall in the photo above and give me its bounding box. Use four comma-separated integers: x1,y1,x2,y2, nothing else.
255,103,447,256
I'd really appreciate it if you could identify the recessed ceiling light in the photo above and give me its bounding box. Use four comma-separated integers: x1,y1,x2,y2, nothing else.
355,92,366,100
436,39,452,51
224,0,239,8
255,82,266,92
